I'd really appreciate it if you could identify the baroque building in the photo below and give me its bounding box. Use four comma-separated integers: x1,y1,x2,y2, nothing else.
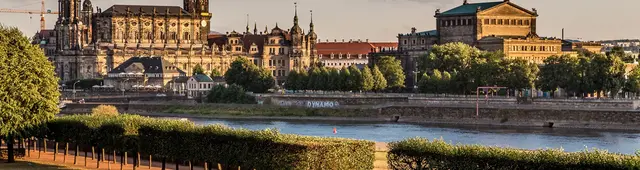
49,0,317,86
372,0,565,89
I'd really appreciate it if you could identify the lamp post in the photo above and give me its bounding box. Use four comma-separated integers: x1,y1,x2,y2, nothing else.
412,71,420,93
72,80,80,100
121,78,130,96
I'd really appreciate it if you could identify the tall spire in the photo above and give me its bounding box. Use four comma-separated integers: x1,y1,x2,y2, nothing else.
245,14,250,34
293,2,299,25
264,25,268,34
309,10,314,31
253,21,258,34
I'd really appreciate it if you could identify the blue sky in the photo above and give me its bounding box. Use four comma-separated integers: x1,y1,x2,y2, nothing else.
2,0,638,41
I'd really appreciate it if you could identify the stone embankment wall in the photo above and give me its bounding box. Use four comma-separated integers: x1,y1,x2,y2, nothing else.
378,105,640,130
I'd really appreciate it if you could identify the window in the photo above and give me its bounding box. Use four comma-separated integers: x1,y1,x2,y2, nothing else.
491,19,496,25
403,40,407,45
524,20,530,25
183,32,190,40
518,20,523,25
484,19,489,24
497,19,503,25
442,20,446,26
412,40,415,44
421,39,425,44
269,60,273,66
468,19,473,25
504,19,510,25
235,47,241,51
272,70,276,76
457,19,461,26
251,48,257,52
511,20,516,25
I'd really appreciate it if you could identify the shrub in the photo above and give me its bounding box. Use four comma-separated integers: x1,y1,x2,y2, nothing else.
91,105,119,117
388,137,640,170
207,84,256,104
43,115,374,169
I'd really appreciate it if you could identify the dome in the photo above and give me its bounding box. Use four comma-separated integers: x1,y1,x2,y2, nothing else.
270,24,284,36
306,32,317,40
290,25,302,36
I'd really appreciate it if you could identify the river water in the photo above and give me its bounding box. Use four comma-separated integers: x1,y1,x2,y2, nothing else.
185,118,640,155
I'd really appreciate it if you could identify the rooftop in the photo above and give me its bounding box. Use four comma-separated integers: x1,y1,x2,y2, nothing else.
191,74,213,82
101,5,191,16
316,41,398,56
108,56,186,75
440,1,503,16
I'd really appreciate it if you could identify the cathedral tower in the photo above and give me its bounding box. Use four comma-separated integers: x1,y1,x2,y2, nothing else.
55,0,83,51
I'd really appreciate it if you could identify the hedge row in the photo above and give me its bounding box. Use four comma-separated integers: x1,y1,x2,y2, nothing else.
388,137,640,170
45,115,375,170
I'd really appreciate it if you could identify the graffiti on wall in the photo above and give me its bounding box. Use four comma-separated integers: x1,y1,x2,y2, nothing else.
276,100,340,108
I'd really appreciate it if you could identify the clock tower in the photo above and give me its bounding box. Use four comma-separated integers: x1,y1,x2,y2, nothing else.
197,0,211,42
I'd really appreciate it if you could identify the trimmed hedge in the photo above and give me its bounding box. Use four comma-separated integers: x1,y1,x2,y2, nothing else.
388,137,640,170
45,115,374,169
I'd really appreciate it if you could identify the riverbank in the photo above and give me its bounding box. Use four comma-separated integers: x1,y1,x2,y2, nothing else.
61,103,640,131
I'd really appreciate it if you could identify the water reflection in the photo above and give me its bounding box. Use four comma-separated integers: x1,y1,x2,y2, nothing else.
183,118,640,154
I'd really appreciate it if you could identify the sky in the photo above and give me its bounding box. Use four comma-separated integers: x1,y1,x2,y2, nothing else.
1,0,638,42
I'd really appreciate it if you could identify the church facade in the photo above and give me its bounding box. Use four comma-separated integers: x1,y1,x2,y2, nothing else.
48,0,317,85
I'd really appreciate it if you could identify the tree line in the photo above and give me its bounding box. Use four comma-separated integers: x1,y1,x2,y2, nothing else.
418,42,637,98
284,56,406,92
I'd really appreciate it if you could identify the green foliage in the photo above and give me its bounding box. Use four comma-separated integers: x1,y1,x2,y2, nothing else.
607,46,634,63
91,105,120,117
361,66,375,92
538,55,580,93
371,65,388,91
500,58,539,90
45,115,375,169
328,68,342,91
388,137,640,170
210,68,222,77
0,26,60,138
64,78,104,89
307,67,322,90
348,65,363,91
624,67,640,96
296,70,309,92
376,56,406,89
419,42,480,73
207,84,256,104
318,67,331,91
285,69,300,91
340,67,352,92
224,57,275,93
192,64,205,75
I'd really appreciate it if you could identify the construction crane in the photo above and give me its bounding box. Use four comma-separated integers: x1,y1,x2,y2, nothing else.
0,0,58,30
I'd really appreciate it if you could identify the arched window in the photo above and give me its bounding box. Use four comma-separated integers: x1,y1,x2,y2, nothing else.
183,32,190,40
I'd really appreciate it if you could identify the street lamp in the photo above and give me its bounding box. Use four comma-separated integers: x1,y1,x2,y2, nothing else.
72,80,80,100
121,78,130,96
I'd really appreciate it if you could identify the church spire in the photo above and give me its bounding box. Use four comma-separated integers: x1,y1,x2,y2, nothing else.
253,21,258,34
293,2,299,25
245,14,250,34
309,10,314,31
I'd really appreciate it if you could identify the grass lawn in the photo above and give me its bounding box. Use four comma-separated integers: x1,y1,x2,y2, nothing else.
0,160,80,170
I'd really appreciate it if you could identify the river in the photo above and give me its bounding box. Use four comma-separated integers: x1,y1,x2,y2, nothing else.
184,118,640,155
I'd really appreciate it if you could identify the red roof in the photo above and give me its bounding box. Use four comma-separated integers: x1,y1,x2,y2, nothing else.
316,41,398,55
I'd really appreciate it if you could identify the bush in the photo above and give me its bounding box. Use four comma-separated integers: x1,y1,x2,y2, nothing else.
44,115,374,169
207,84,256,104
388,137,640,170
91,105,119,117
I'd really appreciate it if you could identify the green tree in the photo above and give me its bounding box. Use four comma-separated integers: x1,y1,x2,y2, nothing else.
500,59,539,91
296,70,309,92
0,26,60,163
207,84,256,104
588,54,626,98
224,57,275,93
625,67,640,98
248,68,276,93
192,64,205,75
340,67,352,92
537,55,581,96
371,65,388,92
319,67,331,91
418,73,432,93
210,68,222,77
440,71,452,95
607,46,633,63
348,65,363,91
376,56,406,89
418,42,480,73
431,70,443,94
307,67,323,90
361,66,374,92
328,68,341,91
285,69,299,91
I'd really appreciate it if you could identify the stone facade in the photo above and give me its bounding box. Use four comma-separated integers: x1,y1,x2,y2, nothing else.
478,34,562,64
47,0,317,85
